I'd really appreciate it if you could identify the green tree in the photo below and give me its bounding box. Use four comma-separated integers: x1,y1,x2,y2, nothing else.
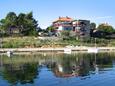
5,12,17,27
97,24,114,33
0,19,6,32
17,13,26,34
46,25,56,32
90,23,96,30
0,12,38,36
0,12,17,35
17,12,38,36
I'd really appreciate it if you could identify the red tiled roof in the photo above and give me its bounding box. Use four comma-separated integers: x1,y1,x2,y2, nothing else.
53,16,73,23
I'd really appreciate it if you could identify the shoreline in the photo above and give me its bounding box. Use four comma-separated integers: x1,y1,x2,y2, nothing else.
0,47,115,53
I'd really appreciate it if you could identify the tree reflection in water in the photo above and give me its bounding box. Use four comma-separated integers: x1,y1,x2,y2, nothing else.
0,53,114,85
1,55,39,85
2,63,38,85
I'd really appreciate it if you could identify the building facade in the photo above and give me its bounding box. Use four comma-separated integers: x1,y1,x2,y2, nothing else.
53,16,73,31
52,17,91,38
72,20,90,39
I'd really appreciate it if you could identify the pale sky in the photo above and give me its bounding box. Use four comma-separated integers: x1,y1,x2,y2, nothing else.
0,0,115,28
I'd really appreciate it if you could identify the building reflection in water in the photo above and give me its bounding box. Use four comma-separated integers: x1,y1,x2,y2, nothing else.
45,53,114,78
0,53,114,85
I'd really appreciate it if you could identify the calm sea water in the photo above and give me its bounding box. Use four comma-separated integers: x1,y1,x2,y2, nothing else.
0,52,115,86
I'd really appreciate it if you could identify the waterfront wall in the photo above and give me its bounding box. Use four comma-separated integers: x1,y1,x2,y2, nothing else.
0,47,115,53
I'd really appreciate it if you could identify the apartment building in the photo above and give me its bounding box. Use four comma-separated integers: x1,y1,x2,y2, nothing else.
52,17,91,38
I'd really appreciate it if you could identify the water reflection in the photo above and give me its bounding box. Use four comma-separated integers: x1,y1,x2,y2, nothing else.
0,55,39,85
0,53,115,85
46,53,114,78
3,63,38,85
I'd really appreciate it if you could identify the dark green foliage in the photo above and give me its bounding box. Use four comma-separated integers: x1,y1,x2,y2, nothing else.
46,25,56,32
97,24,115,33
90,22,96,30
0,12,38,36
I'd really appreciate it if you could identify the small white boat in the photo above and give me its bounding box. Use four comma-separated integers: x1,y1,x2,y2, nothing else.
88,48,98,53
7,51,13,57
64,48,72,54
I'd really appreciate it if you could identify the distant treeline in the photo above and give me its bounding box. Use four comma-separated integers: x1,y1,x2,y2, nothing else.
90,23,115,39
